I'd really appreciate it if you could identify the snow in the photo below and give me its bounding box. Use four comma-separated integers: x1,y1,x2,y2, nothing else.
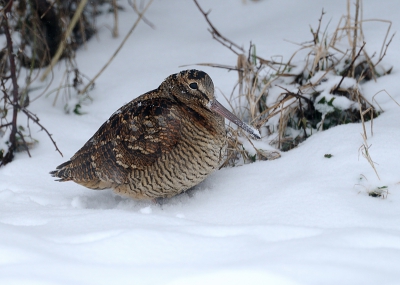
314,91,357,114
1,0,400,284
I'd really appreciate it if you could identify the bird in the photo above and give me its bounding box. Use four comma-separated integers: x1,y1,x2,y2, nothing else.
50,69,260,200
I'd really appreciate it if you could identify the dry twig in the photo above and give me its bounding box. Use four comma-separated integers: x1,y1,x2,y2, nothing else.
80,0,154,95
40,0,89,81
112,0,119,38
1,8,63,166
374,32,395,68
21,108,63,157
332,41,366,94
129,0,155,29
1,11,20,166
193,0,243,55
351,0,360,77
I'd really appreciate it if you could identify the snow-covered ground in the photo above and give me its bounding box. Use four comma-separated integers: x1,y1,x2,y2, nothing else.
1,1,400,284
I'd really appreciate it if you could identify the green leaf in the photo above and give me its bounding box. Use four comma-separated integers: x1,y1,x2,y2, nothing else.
318,97,326,104
73,104,84,115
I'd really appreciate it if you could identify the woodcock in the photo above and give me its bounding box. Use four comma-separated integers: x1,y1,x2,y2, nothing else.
50,70,260,200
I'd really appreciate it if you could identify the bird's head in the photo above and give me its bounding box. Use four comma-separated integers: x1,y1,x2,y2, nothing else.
164,69,261,139
165,69,215,108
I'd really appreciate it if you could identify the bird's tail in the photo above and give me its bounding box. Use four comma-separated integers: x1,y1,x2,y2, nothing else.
50,160,74,182
50,158,113,189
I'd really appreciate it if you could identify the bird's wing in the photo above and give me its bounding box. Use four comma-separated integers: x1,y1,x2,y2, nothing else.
69,96,182,184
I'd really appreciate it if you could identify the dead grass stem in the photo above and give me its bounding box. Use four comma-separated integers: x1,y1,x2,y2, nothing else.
191,0,394,167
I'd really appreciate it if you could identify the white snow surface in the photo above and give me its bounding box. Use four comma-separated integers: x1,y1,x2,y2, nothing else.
2,1,400,284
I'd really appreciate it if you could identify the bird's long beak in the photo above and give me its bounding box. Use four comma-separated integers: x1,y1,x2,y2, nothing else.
210,99,261,139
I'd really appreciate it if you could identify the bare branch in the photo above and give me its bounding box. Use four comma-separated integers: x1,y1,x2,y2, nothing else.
21,108,63,157
374,32,395,68
312,9,326,45
0,122,12,128
129,0,155,29
193,0,244,54
193,0,291,68
1,10,19,166
332,41,366,94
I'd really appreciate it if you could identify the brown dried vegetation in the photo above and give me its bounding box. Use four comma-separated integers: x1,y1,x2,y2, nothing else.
192,0,394,167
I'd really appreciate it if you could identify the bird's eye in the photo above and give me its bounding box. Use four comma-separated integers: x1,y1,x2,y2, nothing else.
189,82,198,90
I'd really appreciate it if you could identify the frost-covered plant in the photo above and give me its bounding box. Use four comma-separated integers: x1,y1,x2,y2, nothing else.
235,10,392,151
193,0,394,166
246,14,391,150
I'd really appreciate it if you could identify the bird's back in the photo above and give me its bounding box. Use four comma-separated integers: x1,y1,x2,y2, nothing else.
50,88,226,199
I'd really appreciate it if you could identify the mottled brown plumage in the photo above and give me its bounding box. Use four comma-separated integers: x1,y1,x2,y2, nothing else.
50,70,260,200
